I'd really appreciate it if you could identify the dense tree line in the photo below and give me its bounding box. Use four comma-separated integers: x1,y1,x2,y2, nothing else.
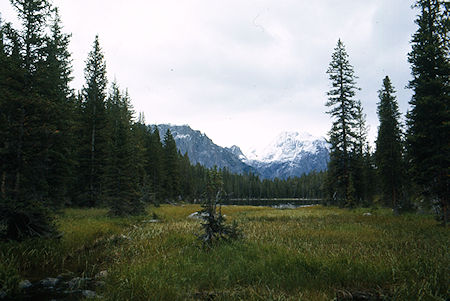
0,0,325,240
324,0,449,223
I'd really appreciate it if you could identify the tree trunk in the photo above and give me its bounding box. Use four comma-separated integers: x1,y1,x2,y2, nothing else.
89,105,96,207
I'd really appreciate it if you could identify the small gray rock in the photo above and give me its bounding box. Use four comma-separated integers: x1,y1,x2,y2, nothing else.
144,219,160,223
120,234,130,240
82,290,97,298
363,212,372,216
95,270,108,279
67,277,81,289
67,277,91,290
0,291,7,299
188,211,209,220
41,277,59,287
19,279,32,290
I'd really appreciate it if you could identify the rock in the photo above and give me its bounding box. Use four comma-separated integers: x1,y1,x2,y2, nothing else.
95,270,108,279
19,279,32,290
0,291,7,299
41,277,59,287
67,277,81,290
120,234,130,240
82,290,97,298
272,203,297,209
67,276,91,290
363,212,372,216
143,219,160,223
188,211,209,220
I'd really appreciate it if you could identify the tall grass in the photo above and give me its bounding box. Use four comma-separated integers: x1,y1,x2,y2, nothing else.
1,205,448,300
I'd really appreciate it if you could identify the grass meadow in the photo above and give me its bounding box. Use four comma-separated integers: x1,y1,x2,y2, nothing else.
0,205,448,300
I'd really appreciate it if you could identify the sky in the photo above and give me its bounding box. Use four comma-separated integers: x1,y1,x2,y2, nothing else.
0,0,419,153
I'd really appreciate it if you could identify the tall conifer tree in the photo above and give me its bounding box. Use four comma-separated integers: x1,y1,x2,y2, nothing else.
146,126,165,203
0,0,68,239
163,129,180,200
325,39,360,206
407,0,449,224
77,36,108,207
104,82,144,216
352,100,370,205
38,8,74,208
376,76,404,211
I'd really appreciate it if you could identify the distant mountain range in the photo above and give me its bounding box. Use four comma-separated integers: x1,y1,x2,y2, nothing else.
154,124,329,179
244,131,330,179
155,124,255,175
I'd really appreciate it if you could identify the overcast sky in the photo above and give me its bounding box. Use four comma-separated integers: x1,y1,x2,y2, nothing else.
1,1,418,152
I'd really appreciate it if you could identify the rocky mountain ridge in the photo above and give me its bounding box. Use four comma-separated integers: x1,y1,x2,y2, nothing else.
154,124,329,179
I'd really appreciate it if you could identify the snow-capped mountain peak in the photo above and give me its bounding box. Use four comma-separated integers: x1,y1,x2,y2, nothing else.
226,145,247,161
154,125,329,180
245,131,327,163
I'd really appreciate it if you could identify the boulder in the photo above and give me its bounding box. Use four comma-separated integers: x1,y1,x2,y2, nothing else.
95,270,108,279
82,290,97,298
40,277,59,287
18,280,32,290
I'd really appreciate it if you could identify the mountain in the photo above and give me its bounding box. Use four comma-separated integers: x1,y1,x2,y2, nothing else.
155,124,254,174
154,124,329,179
244,132,329,179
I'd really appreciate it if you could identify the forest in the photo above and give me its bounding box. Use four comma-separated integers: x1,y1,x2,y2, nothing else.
0,0,448,299
0,0,330,240
1,0,447,239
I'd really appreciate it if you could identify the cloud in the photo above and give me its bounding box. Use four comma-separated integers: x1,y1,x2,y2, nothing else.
0,0,418,150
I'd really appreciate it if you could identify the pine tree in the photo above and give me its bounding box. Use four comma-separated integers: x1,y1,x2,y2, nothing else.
146,126,165,204
198,167,241,246
407,0,449,224
179,152,194,200
104,82,144,216
162,129,180,200
375,76,404,211
325,39,360,207
351,100,369,206
37,8,74,208
77,35,108,207
0,0,63,239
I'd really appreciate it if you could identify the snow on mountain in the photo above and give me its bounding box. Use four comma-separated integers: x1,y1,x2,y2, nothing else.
244,131,330,179
152,124,328,179
245,132,328,163
226,145,247,161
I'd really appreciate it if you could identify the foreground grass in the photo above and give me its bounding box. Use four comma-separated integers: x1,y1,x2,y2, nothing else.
1,205,449,300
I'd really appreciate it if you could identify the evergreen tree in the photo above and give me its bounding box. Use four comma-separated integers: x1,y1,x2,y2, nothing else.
325,39,360,207
361,144,377,207
0,0,64,239
351,100,370,206
198,167,241,246
407,0,449,224
375,76,404,211
37,8,74,208
104,82,144,216
77,35,108,207
162,129,180,200
146,126,165,204
131,116,151,205
179,152,194,200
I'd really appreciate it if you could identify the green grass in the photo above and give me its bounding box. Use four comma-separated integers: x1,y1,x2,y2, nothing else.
1,205,449,300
